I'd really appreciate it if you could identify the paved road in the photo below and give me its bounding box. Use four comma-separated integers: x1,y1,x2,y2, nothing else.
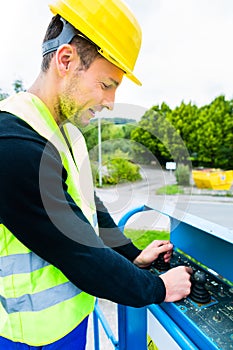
86,165,233,349
176,197,233,229
96,165,233,230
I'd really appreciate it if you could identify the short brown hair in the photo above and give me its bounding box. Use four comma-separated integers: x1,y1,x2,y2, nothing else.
41,15,100,72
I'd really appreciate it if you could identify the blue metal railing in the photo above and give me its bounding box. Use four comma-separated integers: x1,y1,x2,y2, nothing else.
93,299,119,349
148,305,198,350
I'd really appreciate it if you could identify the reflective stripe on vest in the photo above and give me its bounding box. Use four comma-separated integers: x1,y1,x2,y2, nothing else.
0,92,98,345
0,252,49,277
1,281,82,313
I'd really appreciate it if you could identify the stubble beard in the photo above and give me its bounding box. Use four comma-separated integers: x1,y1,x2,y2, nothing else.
56,93,83,127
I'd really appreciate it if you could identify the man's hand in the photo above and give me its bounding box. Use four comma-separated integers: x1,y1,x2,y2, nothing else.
159,266,193,302
133,240,173,268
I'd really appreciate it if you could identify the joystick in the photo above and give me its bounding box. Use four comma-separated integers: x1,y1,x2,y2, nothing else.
189,270,211,304
152,252,170,272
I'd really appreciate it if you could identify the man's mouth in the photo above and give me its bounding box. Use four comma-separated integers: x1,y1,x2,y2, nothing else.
89,108,96,118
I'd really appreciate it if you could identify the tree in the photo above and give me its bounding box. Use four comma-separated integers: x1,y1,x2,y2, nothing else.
0,89,9,101
193,96,233,169
131,96,233,170
13,79,25,93
167,102,198,159
131,104,191,166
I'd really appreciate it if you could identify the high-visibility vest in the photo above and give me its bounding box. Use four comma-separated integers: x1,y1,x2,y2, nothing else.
0,92,98,345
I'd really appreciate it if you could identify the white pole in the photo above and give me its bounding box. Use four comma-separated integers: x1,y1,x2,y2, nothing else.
98,116,102,187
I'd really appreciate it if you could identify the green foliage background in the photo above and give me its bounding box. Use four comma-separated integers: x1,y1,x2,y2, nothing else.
131,96,233,170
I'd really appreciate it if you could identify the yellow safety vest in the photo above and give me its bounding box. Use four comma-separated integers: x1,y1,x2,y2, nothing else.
0,92,98,345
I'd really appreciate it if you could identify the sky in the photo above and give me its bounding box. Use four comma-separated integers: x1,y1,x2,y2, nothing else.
1,0,233,110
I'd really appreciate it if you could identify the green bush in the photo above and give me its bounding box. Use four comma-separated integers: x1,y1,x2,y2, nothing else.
175,164,190,186
103,158,142,185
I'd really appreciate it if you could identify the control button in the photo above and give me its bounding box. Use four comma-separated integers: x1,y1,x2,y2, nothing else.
213,311,221,322
217,285,225,297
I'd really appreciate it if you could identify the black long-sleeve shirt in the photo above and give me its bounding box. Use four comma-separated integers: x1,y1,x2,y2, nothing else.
0,112,166,307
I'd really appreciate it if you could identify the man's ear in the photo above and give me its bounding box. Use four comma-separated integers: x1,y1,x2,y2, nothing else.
55,44,75,76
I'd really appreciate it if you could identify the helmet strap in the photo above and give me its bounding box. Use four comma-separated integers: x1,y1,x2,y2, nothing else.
42,18,77,56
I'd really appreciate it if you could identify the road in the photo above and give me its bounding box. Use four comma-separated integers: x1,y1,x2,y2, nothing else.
96,165,233,230
177,197,233,229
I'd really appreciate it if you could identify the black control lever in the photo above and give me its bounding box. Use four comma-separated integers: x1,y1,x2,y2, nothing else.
189,270,211,304
151,252,170,272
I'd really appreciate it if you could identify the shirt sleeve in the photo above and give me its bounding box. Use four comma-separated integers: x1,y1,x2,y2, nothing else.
0,119,166,307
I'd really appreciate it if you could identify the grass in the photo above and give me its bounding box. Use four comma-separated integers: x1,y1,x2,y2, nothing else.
156,184,184,195
124,229,169,249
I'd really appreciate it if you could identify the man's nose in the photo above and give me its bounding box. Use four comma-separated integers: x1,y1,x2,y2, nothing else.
103,101,114,111
102,90,116,110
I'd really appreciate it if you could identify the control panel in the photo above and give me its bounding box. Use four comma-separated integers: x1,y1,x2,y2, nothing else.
150,250,233,350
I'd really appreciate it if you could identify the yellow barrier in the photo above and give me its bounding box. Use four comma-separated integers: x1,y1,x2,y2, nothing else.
192,169,233,190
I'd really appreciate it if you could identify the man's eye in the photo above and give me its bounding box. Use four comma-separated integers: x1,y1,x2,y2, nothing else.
101,82,111,89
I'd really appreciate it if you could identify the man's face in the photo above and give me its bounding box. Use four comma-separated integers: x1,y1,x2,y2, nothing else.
58,57,124,127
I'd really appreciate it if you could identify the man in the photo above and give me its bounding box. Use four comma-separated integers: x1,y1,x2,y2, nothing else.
0,0,192,349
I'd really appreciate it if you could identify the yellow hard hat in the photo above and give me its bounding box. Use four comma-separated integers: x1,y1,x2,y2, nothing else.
47,0,142,85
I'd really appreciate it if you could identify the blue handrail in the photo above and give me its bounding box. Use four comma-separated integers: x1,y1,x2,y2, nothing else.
148,304,199,350
93,299,119,349
118,205,152,232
